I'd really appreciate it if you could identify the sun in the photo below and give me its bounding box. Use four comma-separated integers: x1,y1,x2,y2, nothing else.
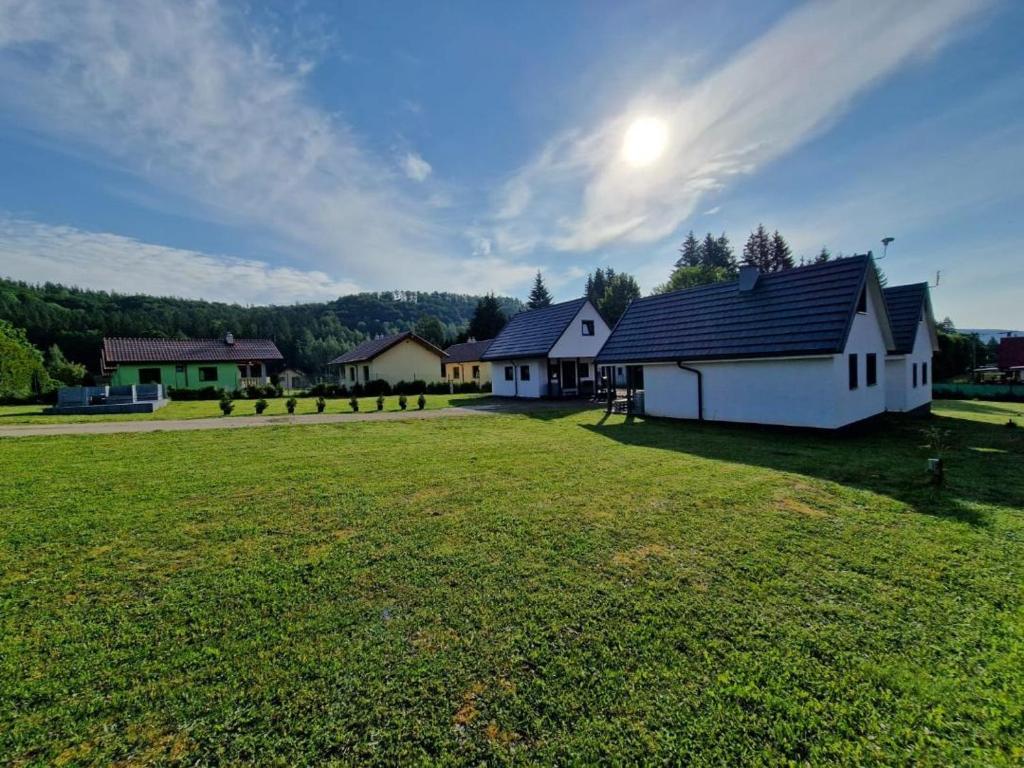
622,116,668,167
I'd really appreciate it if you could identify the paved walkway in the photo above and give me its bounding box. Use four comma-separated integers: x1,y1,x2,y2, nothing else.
0,400,591,438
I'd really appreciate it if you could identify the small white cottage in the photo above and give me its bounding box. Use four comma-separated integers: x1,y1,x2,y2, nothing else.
482,298,611,398
596,256,895,429
883,283,939,413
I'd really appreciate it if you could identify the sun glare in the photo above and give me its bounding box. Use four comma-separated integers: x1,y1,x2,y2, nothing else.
622,116,668,167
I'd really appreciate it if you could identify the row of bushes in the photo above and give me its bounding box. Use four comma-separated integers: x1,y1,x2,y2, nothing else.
932,389,1024,403
218,393,429,415
305,380,489,397
168,383,283,401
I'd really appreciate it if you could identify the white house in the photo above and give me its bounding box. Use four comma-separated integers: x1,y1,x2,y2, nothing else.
482,298,611,398
883,283,939,413
595,256,896,429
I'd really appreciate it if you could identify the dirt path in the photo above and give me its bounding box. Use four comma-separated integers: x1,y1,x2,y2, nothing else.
0,400,586,438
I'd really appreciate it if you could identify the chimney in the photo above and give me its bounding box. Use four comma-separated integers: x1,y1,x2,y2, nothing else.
224,331,235,346
738,265,760,293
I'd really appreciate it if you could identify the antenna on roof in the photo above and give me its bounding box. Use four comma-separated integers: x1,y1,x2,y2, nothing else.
930,270,941,288
879,237,894,260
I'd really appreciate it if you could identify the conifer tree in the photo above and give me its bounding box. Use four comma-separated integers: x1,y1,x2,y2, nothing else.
742,224,773,271
676,231,701,268
467,294,507,340
527,271,553,309
769,230,794,271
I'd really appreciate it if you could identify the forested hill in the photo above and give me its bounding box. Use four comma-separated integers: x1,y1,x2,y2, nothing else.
0,278,523,375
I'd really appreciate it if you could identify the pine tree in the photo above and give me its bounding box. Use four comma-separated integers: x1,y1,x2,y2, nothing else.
769,231,793,272
713,232,738,274
599,272,641,326
467,294,507,340
676,231,701,268
742,224,772,271
527,272,553,309
591,268,607,304
814,247,831,264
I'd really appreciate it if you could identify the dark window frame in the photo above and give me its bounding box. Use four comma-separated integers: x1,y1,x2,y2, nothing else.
199,366,218,383
848,354,858,390
138,367,162,385
362,365,370,381
581,319,595,336
520,364,531,381
452,366,461,379
578,362,590,378
504,366,514,381
472,365,480,379
866,353,877,387
912,362,918,388
856,287,867,314
922,362,928,386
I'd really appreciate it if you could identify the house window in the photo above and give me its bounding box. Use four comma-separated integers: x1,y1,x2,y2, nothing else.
617,367,623,376
175,364,185,374
578,362,590,378
923,362,928,385
520,365,531,381
504,366,514,381
912,362,918,388
848,354,858,390
138,367,162,385
199,366,218,382
472,365,480,379
349,366,355,382
453,366,461,379
857,287,867,313
582,319,595,336
363,365,370,381
866,353,877,387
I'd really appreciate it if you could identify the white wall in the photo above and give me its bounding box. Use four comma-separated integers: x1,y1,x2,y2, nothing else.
643,357,840,428
885,319,935,412
489,358,548,398
833,287,889,426
548,301,611,359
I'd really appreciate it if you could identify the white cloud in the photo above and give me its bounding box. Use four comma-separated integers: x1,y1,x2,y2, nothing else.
490,0,988,255
703,206,721,216
0,0,462,290
0,217,360,304
401,151,432,182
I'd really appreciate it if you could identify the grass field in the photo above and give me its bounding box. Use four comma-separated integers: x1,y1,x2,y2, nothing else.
1,401,1022,764
0,393,488,424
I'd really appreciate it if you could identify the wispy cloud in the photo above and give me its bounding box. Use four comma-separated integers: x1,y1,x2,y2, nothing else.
0,217,360,304
401,151,432,182
489,0,988,255
0,0,527,292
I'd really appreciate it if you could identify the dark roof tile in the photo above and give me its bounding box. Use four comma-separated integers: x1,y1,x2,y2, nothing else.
597,256,873,364
481,298,588,360
102,337,282,364
442,339,493,363
883,283,928,354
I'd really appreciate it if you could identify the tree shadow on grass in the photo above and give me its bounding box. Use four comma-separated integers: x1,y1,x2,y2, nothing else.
582,412,1024,527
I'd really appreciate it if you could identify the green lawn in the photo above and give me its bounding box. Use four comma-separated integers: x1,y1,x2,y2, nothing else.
0,393,489,424
1,404,1022,765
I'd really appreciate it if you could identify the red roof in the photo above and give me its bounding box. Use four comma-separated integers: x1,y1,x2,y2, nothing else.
998,337,1024,370
102,337,283,370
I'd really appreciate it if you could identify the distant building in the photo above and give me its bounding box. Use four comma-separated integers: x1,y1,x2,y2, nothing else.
101,334,283,391
328,331,446,387
997,336,1024,382
482,298,611,398
883,283,939,413
277,368,308,390
442,339,493,386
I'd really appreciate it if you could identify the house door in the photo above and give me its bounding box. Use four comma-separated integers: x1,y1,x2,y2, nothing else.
561,360,577,390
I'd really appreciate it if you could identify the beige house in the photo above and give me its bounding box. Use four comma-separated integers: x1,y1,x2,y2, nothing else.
441,339,493,386
329,331,445,386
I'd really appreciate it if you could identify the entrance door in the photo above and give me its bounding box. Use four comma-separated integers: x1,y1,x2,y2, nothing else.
561,360,577,390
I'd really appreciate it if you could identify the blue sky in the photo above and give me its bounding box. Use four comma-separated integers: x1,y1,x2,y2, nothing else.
0,0,1021,327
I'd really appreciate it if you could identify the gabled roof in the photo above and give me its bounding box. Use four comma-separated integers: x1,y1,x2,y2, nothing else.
883,283,932,354
102,337,283,366
597,255,890,364
328,331,445,365
442,339,493,363
481,298,588,360
998,337,1024,371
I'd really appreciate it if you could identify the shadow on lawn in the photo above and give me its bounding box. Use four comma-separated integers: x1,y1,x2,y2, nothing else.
583,412,1024,527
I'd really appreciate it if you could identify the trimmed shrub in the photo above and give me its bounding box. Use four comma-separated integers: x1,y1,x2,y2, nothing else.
286,397,297,414
364,379,392,397
307,382,349,398
167,386,224,401
349,396,359,412
219,395,234,416
393,380,427,395
376,394,385,411
417,393,426,410
316,396,326,413
254,398,269,414
398,394,408,410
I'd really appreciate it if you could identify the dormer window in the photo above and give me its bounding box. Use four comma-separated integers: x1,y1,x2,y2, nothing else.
856,287,867,314
582,319,595,336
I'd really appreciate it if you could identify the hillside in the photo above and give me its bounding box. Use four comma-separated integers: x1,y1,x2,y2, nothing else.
0,278,523,376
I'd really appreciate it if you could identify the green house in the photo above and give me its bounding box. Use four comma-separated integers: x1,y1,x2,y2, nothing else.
101,334,284,391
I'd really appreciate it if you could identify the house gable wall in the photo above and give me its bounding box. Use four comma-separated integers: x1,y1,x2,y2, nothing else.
548,301,611,360
350,338,444,386
833,285,889,425
885,317,935,412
